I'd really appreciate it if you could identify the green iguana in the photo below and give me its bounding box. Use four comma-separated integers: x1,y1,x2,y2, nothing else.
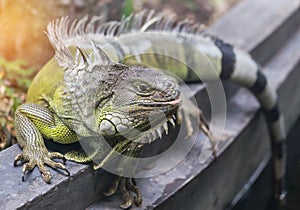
14,10,286,209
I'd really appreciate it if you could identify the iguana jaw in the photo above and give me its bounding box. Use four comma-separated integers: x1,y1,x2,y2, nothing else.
97,93,181,141
128,91,181,142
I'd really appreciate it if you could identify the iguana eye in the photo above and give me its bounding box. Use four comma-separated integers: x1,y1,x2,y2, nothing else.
135,82,153,94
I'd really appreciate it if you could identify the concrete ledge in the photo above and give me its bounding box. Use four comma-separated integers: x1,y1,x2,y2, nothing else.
0,0,299,209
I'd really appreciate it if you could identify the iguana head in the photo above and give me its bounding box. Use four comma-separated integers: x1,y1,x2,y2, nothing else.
97,65,181,142
50,38,181,142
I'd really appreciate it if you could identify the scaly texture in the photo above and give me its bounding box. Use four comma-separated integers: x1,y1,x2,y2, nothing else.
14,10,286,209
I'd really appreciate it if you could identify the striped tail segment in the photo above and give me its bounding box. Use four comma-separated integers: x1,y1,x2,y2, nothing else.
214,37,287,203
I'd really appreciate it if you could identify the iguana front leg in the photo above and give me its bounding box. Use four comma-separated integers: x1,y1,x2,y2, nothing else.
14,104,70,182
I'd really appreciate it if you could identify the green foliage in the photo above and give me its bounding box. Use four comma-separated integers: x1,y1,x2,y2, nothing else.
0,58,33,90
0,57,34,115
181,1,198,12
122,0,134,17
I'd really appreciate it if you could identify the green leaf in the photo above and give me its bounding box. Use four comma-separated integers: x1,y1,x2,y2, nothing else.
122,0,134,17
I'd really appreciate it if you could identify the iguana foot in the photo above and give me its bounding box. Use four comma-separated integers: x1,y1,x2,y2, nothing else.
177,96,218,158
14,147,70,183
176,94,203,138
104,177,142,209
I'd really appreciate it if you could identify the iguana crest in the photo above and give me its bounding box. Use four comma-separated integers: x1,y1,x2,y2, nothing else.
46,10,207,69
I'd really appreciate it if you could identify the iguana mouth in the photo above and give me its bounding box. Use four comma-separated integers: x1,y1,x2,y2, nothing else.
135,113,177,144
128,102,178,144
132,96,182,107
150,97,182,106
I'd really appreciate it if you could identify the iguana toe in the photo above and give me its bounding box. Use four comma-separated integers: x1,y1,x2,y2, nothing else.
49,152,67,163
43,158,70,176
14,153,25,167
37,161,52,183
103,177,120,196
21,161,36,181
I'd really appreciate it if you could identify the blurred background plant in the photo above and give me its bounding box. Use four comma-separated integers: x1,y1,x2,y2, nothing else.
0,58,34,149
